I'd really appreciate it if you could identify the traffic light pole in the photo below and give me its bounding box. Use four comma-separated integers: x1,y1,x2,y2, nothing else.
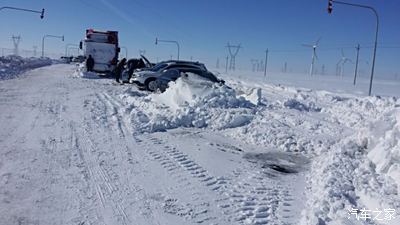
42,35,64,58
353,44,360,85
155,38,180,60
264,49,269,79
328,0,379,96
0,6,45,18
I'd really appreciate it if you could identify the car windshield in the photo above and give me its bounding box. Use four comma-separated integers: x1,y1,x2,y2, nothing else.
149,63,168,72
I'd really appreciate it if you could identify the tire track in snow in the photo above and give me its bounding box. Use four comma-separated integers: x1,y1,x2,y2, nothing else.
96,89,305,224
95,93,126,138
71,119,130,225
137,136,229,224
86,91,168,225
139,133,304,225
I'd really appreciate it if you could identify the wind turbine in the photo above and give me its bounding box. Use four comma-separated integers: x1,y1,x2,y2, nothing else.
302,37,321,76
339,49,353,77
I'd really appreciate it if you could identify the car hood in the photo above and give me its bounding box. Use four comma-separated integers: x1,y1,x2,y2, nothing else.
134,70,158,77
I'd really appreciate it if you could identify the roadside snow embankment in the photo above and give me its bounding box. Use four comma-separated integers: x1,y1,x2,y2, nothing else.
121,75,257,132
302,96,400,225
0,55,53,80
360,109,400,194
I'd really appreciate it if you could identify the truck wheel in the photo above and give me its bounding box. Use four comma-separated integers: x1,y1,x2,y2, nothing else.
145,78,158,92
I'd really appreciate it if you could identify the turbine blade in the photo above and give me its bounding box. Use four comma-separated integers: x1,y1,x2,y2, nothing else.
315,37,322,46
302,44,313,47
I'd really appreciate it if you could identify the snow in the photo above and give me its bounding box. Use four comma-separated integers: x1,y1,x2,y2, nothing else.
1,64,399,225
0,55,54,80
120,75,255,132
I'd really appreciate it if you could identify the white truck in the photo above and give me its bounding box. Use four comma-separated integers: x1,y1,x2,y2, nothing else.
79,29,120,73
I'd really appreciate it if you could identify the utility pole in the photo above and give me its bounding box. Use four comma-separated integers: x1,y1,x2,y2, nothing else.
353,44,360,85
321,64,325,75
251,59,258,72
328,0,379,95
12,35,21,56
264,49,269,78
216,58,220,69
155,38,180,60
259,60,264,72
225,56,228,73
283,62,287,73
33,46,37,57
226,43,241,71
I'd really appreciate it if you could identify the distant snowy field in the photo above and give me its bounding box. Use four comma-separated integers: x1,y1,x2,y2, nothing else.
213,69,400,97
0,61,399,225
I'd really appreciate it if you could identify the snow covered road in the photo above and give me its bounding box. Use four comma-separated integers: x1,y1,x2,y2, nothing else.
0,65,308,225
1,64,399,225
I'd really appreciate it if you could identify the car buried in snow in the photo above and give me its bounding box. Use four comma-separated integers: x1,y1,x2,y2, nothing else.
129,60,208,90
143,67,225,92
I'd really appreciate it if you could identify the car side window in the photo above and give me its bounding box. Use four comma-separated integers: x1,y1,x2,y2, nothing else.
163,69,180,79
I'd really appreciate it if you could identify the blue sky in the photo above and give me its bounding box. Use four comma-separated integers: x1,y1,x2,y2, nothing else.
0,0,399,77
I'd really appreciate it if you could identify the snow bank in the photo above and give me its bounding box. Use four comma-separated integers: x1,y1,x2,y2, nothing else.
72,63,101,79
0,55,53,80
301,97,400,225
121,76,255,132
120,71,400,224
359,109,400,194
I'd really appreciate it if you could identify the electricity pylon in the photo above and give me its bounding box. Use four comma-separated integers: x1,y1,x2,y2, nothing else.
12,35,21,56
226,43,241,71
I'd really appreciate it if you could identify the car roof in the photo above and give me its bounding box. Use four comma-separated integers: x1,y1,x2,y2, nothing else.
160,60,204,65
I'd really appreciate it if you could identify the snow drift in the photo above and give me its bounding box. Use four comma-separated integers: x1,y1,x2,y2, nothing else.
121,76,256,132
0,55,53,80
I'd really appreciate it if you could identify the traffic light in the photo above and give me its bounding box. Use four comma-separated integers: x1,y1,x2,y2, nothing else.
40,8,45,19
328,0,333,14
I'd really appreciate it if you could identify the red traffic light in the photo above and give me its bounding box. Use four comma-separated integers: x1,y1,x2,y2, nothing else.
328,0,333,14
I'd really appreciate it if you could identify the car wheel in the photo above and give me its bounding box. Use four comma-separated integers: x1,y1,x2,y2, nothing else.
145,78,158,92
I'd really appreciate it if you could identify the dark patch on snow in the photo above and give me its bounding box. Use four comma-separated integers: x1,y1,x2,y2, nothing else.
331,96,350,102
262,163,298,174
215,143,243,155
283,99,321,112
243,151,310,175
